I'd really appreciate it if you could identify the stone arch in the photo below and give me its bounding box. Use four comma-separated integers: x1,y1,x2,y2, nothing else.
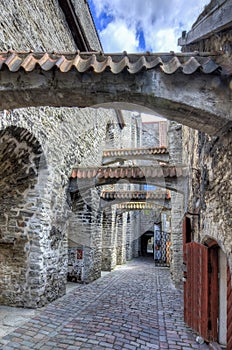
1,58,231,136
141,230,154,257
201,235,225,252
201,234,231,273
0,126,50,307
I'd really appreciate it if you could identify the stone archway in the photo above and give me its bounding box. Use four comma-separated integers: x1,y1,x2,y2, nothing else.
0,126,67,308
141,231,154,257
0,126,46,306
0,52,231,135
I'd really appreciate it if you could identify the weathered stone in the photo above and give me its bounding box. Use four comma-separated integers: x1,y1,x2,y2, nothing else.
0,67,231,136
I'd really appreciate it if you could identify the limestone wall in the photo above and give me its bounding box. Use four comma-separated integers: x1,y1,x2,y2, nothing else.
67,111,142,280
181,0,232,54
0,0,77,52
0,0,101,52
0,107,123,306
142,122,160,148
181,29,232,53
183,127,232,273
116,212,127,265
168,122,186,286
0,0,145,306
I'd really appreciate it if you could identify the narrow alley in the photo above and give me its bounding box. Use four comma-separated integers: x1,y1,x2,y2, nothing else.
0,258,209,350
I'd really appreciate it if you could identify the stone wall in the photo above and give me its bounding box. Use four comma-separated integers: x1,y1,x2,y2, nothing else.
67,111,143,279
0,127,53,307
0,0,165,306
183,126,232,273
179,0,232,272
116,212,127,265
0,107,127,306
0,0,101,52
0,0,75,306
181,29,232,54
142,122,160,148
168,121,186,286
0,0,77,52
101,208,116,272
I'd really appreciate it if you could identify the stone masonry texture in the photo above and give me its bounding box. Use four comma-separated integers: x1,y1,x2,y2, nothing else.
0,105,157,306
0,0,101,52
0,0,77,52
0,107,138,306
0,0,106,306
183,126,232,273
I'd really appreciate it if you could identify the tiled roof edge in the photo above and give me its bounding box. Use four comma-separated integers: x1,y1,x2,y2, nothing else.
0,51,225,75
103,147,169,157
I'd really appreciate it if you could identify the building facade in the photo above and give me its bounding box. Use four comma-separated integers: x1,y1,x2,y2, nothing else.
179,1,232,347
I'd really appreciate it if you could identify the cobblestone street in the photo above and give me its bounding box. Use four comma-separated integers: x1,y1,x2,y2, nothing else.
0,258,210,350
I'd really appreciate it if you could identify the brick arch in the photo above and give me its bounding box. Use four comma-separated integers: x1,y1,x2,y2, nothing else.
0,126,50,307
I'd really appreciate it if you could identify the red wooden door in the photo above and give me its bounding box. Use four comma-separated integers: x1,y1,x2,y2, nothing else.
184,242,220,342
184,242,209,340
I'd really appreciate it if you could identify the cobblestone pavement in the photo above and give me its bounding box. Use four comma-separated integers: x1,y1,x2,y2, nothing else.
0,258,210,350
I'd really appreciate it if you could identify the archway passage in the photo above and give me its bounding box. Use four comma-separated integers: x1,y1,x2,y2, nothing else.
0,126,44,306
0,52,231,135
141,231,154,257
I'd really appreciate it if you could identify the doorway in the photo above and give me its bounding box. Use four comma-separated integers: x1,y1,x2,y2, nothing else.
141,231,154,257
184,238,230,347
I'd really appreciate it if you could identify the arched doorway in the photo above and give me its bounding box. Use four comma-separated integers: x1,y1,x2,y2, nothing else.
183,231,231,347
0,126,50,307
141,231,154,257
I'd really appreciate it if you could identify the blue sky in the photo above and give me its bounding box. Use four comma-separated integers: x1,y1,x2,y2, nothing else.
88,0,210,52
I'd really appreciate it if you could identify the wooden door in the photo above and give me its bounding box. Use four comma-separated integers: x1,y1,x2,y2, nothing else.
184,242,209,340
184,241,220,342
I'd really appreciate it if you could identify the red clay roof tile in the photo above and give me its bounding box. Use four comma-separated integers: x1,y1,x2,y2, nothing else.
0,51,227,75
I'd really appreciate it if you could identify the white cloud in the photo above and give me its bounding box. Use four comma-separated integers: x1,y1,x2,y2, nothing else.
91,0,210,52
148,28,178,53
100,20,139,53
